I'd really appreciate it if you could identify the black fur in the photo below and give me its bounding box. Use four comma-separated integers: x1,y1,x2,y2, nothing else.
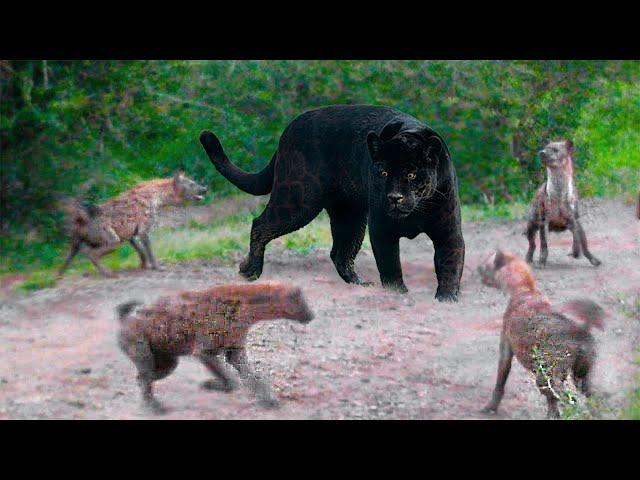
200,105,465,301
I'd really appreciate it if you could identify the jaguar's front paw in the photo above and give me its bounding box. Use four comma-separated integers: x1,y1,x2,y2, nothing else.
239,256,263,281
435,289,458,303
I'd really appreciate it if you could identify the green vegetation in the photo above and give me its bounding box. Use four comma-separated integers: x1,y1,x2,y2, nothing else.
1,60,638,288
1,195,531,290
625,379,640,420
2,61,638,242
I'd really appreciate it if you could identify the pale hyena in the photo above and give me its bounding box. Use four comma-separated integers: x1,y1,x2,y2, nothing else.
525,140,601,267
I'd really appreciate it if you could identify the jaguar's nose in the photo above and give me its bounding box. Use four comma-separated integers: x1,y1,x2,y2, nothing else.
387,192,404,204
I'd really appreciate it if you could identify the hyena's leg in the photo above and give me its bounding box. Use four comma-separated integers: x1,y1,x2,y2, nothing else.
225,347,278,408
129,237,149,269
572,345,595,397
198,351,238,392
118,332,177,414
326,205,370,285
57,236,82,278
539,222,549,267
525,221,538,264
239,192,323,281
139,232,160,270
482,333,513,414
535,371,561,419
570,219,601,266
569,226,581,258
87,245,119,278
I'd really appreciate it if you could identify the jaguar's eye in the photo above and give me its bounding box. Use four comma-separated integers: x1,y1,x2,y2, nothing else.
380,170,388,177
407,173,416,180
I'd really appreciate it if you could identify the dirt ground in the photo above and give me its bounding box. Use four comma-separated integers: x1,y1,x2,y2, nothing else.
1,197,638,419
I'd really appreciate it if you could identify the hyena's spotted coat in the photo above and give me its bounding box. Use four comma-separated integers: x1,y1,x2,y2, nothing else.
525,140,600,267
58,171,207,278
116,282,314,414
478,250,605,419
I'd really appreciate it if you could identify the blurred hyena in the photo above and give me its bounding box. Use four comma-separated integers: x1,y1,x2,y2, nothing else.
116,282,314,414
478,250,605,419
525,139,601,267
58,171,207,278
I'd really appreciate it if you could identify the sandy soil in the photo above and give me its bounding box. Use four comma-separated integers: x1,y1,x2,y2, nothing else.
1,197,638,419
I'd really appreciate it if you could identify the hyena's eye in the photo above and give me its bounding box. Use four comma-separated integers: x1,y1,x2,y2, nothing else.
379,170,388,177
406,173,416,180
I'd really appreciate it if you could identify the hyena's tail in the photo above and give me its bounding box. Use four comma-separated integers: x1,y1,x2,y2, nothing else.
199,130,275,196
116,301,143,322
58,197,101,228
559,298,605,332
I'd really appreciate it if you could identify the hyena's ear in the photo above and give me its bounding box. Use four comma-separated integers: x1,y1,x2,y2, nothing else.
494,250,508,270
173,170,186,184
379,120,405,141
367,132,381,161
565,139,574,153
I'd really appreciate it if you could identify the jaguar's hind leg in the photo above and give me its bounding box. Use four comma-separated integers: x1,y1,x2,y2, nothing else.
326,206,370,285
239,192,323,281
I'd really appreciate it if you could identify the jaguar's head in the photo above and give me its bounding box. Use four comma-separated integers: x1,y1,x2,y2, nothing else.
367,121,445,219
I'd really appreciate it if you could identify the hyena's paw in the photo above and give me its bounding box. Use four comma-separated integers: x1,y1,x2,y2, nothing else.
480,405,498,415
200,379,236,392
257,396,280,409
589,257,602,267
144,399,169,415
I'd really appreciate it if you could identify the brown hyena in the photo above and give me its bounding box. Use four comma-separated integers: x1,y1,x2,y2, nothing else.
116,282,314,414
478,250,605,419
57,171,207,278
525,140,601,267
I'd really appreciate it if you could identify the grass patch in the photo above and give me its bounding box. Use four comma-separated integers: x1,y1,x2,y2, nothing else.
0,198,551,292
16,270,58,292
281,211,334,254
624,385,640,420
461,202,528,222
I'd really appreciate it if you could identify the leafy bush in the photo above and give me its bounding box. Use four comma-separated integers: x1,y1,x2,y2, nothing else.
1,60,638,269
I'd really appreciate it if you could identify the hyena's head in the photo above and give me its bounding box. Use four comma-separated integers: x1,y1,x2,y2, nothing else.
478,250,535,293
281,286,314,324
173,171,208,202
244,283,315,324
367,121,446,219
539,139,574,170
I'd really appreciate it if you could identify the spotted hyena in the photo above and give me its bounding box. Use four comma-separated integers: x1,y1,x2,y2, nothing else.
525,140,601,267
116,282,314,414
478,250,604,419
58,171,207,278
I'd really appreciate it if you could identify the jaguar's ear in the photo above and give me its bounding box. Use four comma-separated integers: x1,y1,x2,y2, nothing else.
494,249,508,270
367,131,381,161
379,120,405,141
422,134,445,165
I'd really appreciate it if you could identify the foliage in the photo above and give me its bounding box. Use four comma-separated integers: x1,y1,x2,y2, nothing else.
1,60,638,251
